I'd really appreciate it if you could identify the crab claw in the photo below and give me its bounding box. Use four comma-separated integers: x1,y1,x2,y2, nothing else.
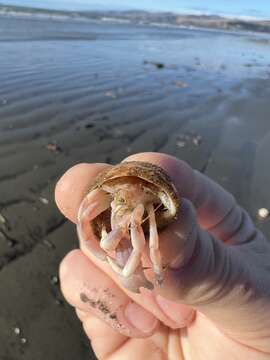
77,189,111,260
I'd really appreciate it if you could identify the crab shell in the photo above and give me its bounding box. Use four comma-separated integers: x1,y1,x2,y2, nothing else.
89,161,180,238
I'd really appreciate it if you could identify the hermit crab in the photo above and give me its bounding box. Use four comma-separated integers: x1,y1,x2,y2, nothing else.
77,161,180,292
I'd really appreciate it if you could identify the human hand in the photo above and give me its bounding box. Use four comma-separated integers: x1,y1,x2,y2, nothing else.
55,153,270,360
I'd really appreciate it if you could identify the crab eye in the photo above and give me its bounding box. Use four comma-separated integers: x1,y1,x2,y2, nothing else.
118,198,126,204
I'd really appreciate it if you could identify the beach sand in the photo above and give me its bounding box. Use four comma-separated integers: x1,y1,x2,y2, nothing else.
1,16,270,359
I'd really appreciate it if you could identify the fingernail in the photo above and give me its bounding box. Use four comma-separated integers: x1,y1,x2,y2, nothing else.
124,302,158,334
156,295,195,327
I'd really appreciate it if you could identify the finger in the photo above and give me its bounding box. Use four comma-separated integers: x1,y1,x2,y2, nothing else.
55,163,111,224
84,317,170,360
183,313,270,360
83,317,127,360
59,249,158,338
154,198,270,353
76,310,171,360
124,152,244,243
75,309,128,360
121,154,270,352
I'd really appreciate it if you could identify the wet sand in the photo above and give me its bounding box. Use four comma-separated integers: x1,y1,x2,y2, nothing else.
1,16,270,360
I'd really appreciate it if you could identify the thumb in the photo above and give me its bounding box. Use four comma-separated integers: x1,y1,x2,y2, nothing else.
157,198,270,353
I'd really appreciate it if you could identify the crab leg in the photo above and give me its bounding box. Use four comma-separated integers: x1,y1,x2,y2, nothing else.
147,204,163,281
105,236,133,274
100,228,123,251
101,208,131,252
77,189,111,260
122,204,145,277
102,206,135,273
106,256,123,274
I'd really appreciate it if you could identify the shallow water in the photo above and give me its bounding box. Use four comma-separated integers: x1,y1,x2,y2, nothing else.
0,17,270,148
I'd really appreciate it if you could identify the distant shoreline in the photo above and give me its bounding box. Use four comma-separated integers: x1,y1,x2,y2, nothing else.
1,4,270,34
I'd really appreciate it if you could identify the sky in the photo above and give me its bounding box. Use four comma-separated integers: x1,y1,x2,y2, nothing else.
2,0,270,19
